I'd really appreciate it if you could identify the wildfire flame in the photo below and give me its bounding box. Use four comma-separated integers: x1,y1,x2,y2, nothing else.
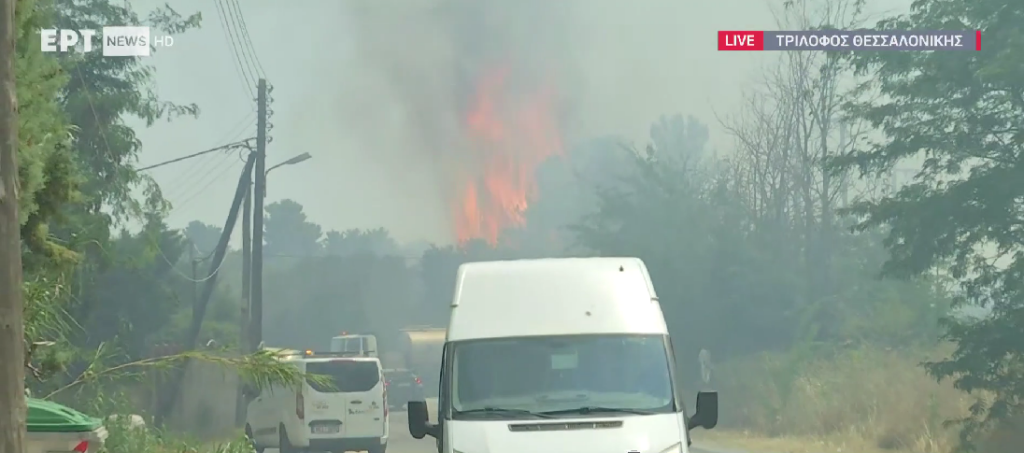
455,66,562,245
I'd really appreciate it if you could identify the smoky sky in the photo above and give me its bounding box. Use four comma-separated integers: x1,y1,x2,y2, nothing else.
334,0,584,235
139,0,779,244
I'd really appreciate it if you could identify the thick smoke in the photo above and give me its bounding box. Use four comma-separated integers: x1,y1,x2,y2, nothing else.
324,0,729,242
335,0,577,237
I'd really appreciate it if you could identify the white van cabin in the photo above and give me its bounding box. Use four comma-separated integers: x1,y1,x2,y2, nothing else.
246,349,388,453
407,257,717,453
329,333,378,358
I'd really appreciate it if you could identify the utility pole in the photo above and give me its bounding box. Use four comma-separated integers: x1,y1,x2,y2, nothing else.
189,244,199,309
250,78,267,351
0,1,27,452
839,121,849,208
156,154,256,426
235,172,252,426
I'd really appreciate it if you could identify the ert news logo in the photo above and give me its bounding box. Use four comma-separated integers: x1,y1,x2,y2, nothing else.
40,27,173,57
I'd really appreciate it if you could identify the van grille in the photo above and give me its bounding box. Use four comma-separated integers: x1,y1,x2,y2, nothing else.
508,421,623,432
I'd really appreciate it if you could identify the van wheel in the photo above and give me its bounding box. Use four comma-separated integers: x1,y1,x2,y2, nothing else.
245,425,264,453
278,424,295,453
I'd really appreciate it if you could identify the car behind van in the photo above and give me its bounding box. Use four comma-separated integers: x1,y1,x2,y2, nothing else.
407,257,717,453
384,368,424,409
246,350,388,453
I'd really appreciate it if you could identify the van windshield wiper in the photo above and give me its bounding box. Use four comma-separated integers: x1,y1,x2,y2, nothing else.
455,407,554,419
539,406,656,416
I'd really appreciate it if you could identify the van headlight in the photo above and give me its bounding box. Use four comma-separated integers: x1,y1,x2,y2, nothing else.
657,443,683,453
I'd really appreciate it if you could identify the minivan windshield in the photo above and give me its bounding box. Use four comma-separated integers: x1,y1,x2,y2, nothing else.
450,334,675,418
307,360,380,393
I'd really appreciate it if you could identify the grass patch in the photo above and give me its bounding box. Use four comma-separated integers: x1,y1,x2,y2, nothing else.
101,416,253,453
692,428,921,453
709,346,970,453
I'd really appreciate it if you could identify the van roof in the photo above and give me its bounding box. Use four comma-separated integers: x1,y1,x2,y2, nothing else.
300,356,380,364
448,257,666,341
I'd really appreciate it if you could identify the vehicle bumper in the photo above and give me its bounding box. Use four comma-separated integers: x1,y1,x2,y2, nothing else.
308,436,386,450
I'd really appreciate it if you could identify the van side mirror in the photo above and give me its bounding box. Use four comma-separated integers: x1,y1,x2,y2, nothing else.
687,391,718,430
241,383,260,401
408,400,439,439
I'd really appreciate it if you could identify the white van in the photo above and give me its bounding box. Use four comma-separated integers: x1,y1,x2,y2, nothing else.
407,258,717,453
246,350,389,453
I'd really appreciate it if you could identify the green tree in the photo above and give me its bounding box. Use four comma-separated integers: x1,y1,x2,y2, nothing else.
418,240,520,326
322,227,399,256
264,199,323,257
53,0,200,218
574,115,947,384
15,0,78,271
184,220,221,257
72,215,189,358
649,113,710,165
19,0,215,398
263,252,416,349
839,0,1024,448
510,136,632,254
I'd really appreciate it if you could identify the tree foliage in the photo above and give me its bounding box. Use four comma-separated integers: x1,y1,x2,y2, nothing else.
263,199,323,257
574,114,946,383
838,0,1024,448
184,221,221,257
15,0,78,269
13,1,311,431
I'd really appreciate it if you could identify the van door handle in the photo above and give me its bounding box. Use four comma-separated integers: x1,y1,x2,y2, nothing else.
351,400,362,404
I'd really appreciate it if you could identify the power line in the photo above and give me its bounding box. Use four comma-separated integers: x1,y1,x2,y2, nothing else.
214,0,255,97
136,138,253,171
218,110,257,144
71,59,232,285
157,112,256,192
171,154,243,212
226,0,266,77
163,151,236,204
160,152,224,200
156,245,228,283
218,0,261,83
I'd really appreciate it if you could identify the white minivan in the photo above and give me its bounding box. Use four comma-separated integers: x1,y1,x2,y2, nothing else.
408,257,718,453
246,350,389,453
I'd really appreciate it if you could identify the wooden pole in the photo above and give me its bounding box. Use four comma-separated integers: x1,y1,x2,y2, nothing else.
250,79,267,351
235,178,252,426
0,0,27,451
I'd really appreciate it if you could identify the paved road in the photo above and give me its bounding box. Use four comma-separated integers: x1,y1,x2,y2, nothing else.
386,409,437,453
264,400,438,453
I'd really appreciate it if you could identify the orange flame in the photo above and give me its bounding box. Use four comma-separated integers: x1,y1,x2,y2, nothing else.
455,66,562,245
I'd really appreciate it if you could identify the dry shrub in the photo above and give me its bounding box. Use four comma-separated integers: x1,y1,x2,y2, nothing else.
713,345,971,452
976,413,1024,453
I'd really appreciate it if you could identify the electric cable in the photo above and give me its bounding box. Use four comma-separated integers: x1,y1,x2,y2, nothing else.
226,0,266,77
214,0,255,97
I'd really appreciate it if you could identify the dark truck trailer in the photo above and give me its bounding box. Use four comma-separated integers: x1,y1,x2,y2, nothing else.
397,327,445,395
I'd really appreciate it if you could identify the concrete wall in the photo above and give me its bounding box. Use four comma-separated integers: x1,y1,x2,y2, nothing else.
166,357,239,438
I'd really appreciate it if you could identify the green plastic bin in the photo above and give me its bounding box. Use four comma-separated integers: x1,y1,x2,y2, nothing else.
26,398,107,453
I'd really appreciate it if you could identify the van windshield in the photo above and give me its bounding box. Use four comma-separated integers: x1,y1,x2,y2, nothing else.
450,334,675,417
307,360,380,393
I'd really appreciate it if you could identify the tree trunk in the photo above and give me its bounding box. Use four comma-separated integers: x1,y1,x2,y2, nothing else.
0,0,27,451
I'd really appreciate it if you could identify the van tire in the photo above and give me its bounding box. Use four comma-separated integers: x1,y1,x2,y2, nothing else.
245,425,264,453
278,424,295,453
